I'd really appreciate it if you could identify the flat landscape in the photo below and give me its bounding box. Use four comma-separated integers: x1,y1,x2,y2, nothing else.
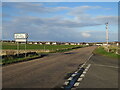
2,42,82,50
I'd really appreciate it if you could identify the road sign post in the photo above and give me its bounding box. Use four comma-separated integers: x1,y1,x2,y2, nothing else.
14,33,28,57
17,42,19,56
25,42,27,58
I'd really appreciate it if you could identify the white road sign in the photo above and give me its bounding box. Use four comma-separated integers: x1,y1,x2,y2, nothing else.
14,33,28,42
14,33,28,39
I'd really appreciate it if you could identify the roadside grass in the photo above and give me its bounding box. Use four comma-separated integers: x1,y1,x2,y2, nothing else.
2,54,40,65
93,46,120,59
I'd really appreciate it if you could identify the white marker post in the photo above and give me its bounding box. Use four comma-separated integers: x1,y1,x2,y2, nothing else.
17,42,19,56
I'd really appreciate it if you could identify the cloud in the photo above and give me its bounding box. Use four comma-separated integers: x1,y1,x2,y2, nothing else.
81,32,91,38
2,2,118,42
3,2,69,14
68,6,101,16
92,16,118,25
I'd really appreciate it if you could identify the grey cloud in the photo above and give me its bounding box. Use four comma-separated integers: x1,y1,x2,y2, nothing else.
92,16,118,25
3,15,117,42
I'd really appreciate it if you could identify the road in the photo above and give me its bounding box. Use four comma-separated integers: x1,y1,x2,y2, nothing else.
77,54,118,89
2,46,96,88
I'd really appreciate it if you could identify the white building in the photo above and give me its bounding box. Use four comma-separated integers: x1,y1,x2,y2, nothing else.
86,43,89,46
65,42,70,45
46,42,50,45
70,43,75,45
52,42,57,45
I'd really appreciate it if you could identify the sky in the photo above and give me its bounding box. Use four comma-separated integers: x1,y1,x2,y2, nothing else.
2,2,118,42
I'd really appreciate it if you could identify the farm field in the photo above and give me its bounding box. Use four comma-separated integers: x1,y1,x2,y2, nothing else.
1,42,87,65
2,42,85,50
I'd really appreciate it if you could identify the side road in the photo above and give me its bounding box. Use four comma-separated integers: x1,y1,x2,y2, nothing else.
77,54,118,88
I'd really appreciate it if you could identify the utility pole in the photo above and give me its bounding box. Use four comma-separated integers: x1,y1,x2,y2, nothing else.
105,22,109,52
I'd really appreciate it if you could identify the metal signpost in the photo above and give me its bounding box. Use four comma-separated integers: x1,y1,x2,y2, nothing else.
14,33,28,57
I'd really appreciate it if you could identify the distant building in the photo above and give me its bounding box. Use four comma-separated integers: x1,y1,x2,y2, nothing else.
70,43,75,45
45,42,51,45
77,43,80,45
86,43,89,46
65,42,70,45
34,42,38,44
112,41,120,46
39,42,43,45
28,42,33,44
52,42,57,45
96,44,103,46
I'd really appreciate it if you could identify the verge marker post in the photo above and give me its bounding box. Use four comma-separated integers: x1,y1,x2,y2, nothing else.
17,42,19,56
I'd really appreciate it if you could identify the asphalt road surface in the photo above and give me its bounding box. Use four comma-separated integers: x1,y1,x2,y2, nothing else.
77,54,118,89
3,46,96,88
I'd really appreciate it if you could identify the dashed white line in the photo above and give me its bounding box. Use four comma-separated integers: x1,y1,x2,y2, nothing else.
64,81,69,85
80,74,85,78
84,54,93,65
83,71,86,74
74,82,80,87
85,68,88,71
71,73,77,77
77,78,83,82
68,77,73,81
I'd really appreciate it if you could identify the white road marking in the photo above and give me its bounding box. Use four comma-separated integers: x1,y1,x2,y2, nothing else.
75,71,78,73
74,82,80,87
80,74,85,78
84,54,93,65
77,78,83,82
93,64,119,69
85,68,88,71
68,77,73,81
83,71,86,74
71,73,77,77
63,54,93,89
86,64,91,69
64,81,69,85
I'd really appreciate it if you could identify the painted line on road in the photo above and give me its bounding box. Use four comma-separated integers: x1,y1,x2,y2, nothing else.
84,54,93,65
74,82,80,87
77,78,83,82
93,64,119,69
73,64,91,88
62,64,91,89
64,81,69,85
71,73,77,77
68,77,73,81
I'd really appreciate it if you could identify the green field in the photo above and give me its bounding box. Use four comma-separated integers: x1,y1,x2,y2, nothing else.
93,46,120,59
2,42,85,50
1,42,87,65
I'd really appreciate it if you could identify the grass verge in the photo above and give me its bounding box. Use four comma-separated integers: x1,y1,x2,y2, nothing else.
2,55,42,65
2,45,87,65
93,46,120,59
